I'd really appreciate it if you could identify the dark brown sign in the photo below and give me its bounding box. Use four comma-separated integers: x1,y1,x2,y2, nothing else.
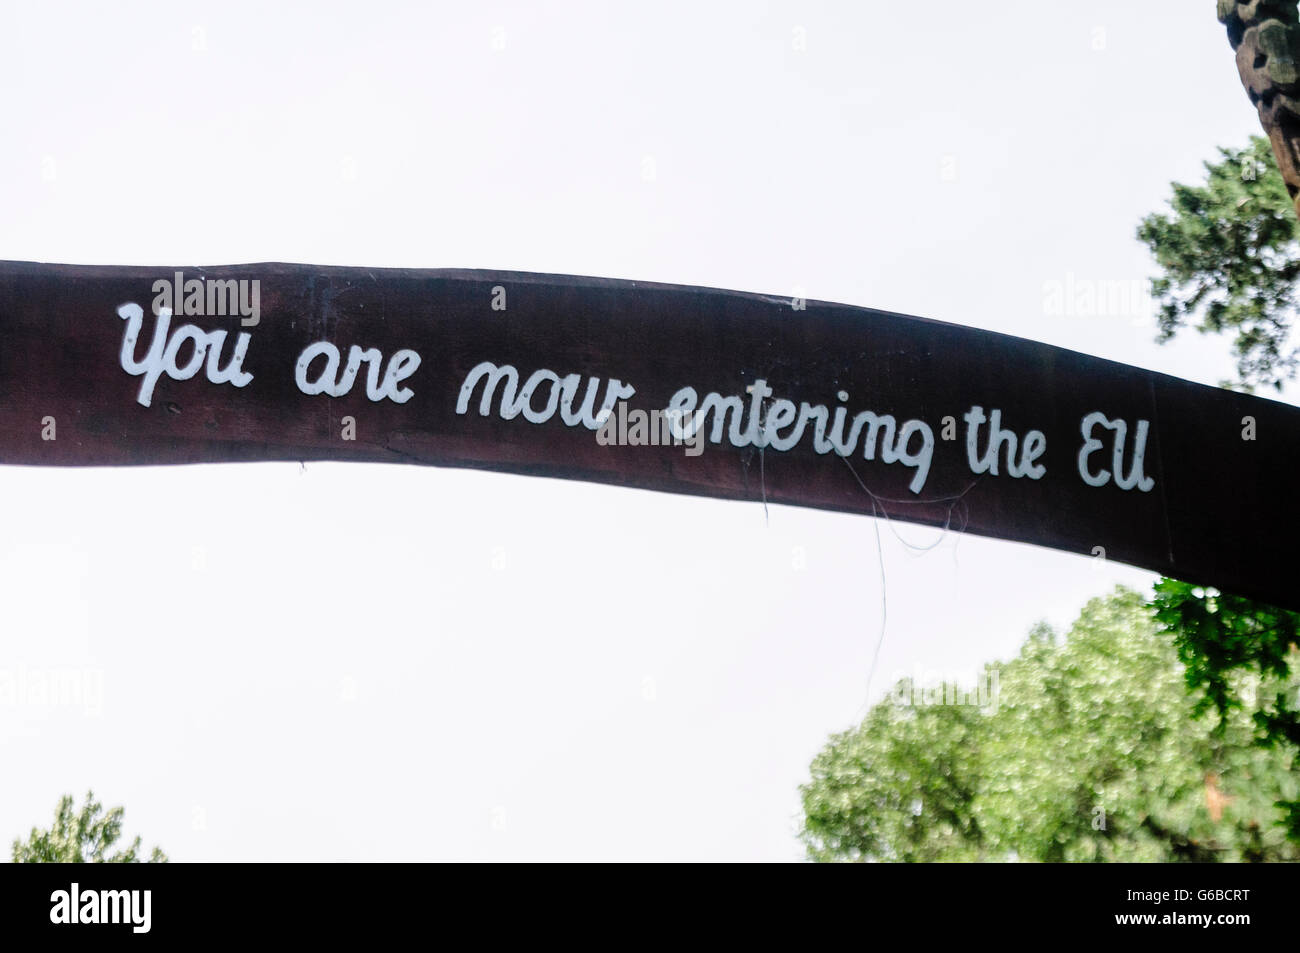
1,260,1296,609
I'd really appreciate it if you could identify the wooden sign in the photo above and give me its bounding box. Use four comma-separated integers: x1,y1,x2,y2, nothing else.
1,260,1296,610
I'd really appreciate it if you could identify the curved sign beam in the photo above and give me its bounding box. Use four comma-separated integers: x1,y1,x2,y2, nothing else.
1,260,1296,610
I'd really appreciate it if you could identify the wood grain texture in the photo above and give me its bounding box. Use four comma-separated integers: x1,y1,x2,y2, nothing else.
0,260,1296,610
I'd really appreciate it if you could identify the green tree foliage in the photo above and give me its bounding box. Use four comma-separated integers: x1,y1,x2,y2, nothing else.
1150,579,1300,841
1137,139,1300,842
11,791,167,863
1137,136,1300,391
800,588,1300,862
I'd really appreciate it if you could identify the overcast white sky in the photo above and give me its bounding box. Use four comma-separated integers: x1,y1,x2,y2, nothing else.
0,1,1286,861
